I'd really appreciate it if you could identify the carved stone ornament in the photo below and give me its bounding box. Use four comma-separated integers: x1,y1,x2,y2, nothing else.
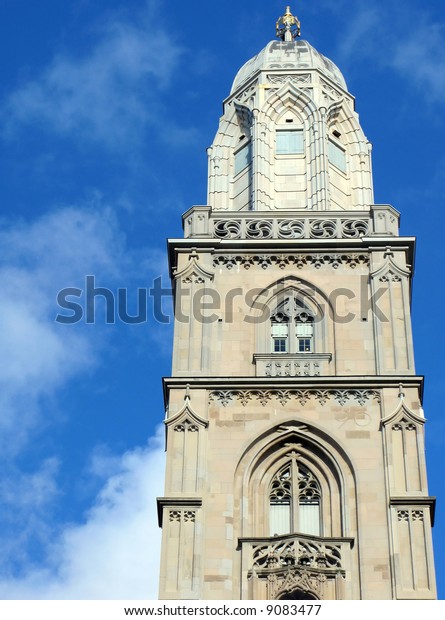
212,217,369,241
380,386,424,430
252,537,342,571
267,74,311,85
174,420,200,433
169,510,182,523
173,251,214,285
166,389,209,431
213,253,369,271
237,82,257,104
209,388,381,408
391,418,417,433
370,252,411,283
270,568,322,601
246,529,352,600
320,78,342,102
169,509,196,523
397,509,424,523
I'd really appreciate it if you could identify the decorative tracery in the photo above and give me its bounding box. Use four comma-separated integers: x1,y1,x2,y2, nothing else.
271,296,315,353
269,460,321,537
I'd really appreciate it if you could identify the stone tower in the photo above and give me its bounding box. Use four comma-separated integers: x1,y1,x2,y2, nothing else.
157,6,436,600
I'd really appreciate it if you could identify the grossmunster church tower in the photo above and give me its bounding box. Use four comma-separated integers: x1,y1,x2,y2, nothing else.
157,6,436,600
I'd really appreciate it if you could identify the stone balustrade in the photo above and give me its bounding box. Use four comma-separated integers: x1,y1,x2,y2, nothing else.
253,353,332,377
182,205,400,240
239,532,353,600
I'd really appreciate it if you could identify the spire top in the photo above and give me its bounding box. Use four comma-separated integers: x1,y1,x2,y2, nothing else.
276,5,301,41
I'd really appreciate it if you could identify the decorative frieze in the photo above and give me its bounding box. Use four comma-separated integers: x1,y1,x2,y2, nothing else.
212,217,370,241
209,388,381,408
182,205,400,239
267,74,311,85
213,253,369,270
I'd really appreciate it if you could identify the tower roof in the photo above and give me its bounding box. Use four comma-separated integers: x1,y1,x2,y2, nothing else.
230,39,347,95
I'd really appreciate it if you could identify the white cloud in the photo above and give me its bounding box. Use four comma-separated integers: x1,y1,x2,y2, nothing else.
0,459,61,570
0,204,169,594
0,430,165,600
2,12,184,146
0,206,126,454
0,458,60,511
0,204,128,574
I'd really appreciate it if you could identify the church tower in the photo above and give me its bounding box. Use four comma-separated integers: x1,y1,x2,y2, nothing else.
157,6,436,600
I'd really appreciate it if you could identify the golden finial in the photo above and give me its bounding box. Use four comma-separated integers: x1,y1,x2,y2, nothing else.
276,5,301,41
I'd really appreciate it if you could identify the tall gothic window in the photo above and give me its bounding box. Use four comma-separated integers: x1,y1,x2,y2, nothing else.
269,460,321,537
270,297,315,353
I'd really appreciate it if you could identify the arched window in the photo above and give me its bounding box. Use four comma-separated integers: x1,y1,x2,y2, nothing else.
270,296,315,353
269,460,321,537
278,590,318,600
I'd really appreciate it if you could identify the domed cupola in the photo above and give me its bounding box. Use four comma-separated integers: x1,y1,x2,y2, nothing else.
207,5,374,213
231,39,348,96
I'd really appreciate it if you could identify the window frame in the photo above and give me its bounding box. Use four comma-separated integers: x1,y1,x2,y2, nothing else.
234,141,252,176
276,129,304,155
269,460,322,537
270,298,315,354
327,138,347,173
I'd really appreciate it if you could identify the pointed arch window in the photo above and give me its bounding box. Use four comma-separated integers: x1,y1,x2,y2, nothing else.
269,459,321,537
270,297,315,354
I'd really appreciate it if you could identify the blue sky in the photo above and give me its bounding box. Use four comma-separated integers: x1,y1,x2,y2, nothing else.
0,0,443,600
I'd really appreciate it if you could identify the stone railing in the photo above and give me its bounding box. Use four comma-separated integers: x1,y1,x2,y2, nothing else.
182,205,400,240
248,535,347,571
213,216,370,240
254,353,332,377
239,533,354,599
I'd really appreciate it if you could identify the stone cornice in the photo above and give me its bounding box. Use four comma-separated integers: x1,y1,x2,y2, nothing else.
390,497,436,527
225,66,352,109
167,237,416,278
156,497,202,528
162,375,424,407
239,532,355,548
